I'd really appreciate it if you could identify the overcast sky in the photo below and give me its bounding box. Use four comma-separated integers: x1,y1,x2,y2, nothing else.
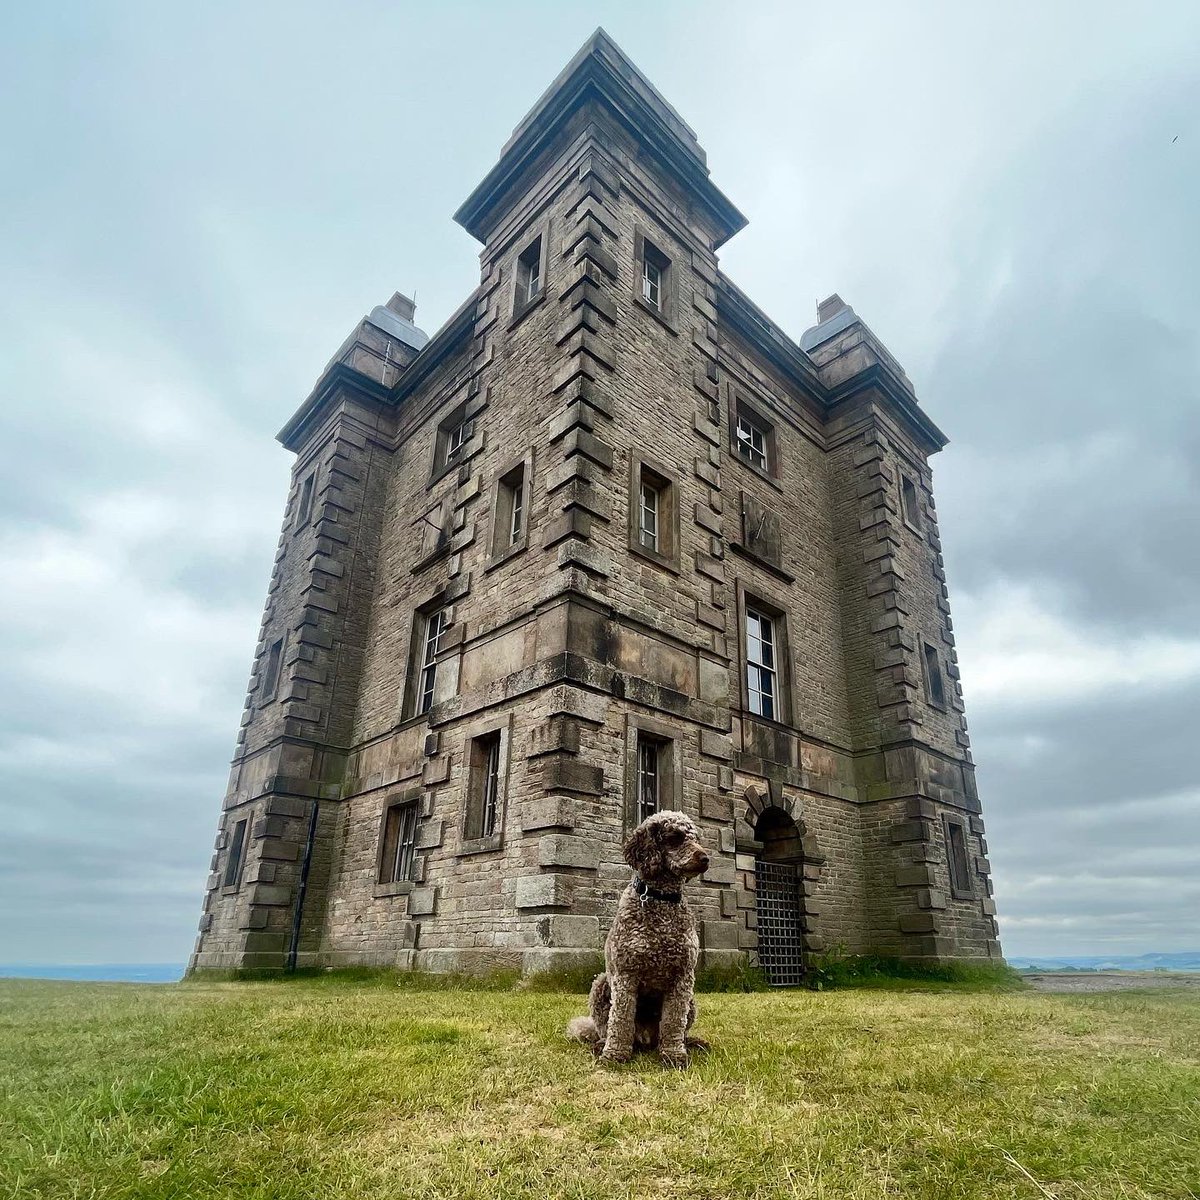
2,2,1197,964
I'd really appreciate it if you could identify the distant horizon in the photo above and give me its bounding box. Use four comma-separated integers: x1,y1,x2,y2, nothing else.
4,949,1200,983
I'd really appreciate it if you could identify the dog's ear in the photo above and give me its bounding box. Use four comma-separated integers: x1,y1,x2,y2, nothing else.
623,822,661,875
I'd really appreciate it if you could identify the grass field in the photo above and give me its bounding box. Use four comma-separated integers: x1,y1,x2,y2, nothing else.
1,976,1197,1199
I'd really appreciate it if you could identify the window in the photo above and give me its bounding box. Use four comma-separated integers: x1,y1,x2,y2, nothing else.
432,403,473,478
642,257,662,310
636,733,663,824
634,227,674,326
745,608,777,720
638,476,660,553
736,410,769,472
294,473,315,528
444,418,467,464
517,237,542,305
260,637,284,702
901,474,922,530
223,818,248,889
496,463,526,551
417,609,447,715
465,731,503,841
379,801,419,885
944,817,973,898
628,455,679,570
923,641,946,709
625,719,679,830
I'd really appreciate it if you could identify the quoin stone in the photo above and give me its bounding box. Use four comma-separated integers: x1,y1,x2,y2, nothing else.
190,30,1001,981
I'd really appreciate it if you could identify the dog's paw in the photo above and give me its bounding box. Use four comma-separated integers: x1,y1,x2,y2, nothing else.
659,1049,689,1070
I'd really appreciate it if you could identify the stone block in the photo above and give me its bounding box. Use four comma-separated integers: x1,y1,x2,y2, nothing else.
542,758,604,795
699,730,733,760
895,865,935,887
415,820,444,851
535,915,600,948
538,835,600,870
423,755,451,785
699,858,736,886
523,947,605,976
515,874,574,909
702,920,740,950
521,797,577,832
700,790,733,822
258,838,300,861
899,913,939,934
409,888,438,916
698,658,729,703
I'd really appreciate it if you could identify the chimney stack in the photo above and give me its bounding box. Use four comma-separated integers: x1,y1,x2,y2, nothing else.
817,294,847,323
386,291,417,322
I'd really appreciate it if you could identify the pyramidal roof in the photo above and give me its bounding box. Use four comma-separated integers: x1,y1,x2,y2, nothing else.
454,29,746,248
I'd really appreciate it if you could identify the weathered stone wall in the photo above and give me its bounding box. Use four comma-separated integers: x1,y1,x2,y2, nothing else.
191,48,1000,976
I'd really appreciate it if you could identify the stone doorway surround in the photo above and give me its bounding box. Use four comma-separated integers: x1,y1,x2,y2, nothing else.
734,785,827,981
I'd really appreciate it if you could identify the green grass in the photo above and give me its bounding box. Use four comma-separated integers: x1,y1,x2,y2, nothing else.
1,977,1197,1198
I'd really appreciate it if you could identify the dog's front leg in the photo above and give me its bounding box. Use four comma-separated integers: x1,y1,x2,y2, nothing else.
657,977,693,1069
599,973,636,1064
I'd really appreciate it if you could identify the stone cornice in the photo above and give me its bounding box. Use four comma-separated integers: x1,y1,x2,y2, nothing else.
454,29,746,248
716,273,948,454
277,289,478,453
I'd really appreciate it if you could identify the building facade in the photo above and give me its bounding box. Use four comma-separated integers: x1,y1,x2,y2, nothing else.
190,31,1001,981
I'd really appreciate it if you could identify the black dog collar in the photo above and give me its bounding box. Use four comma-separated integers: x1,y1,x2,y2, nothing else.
632,876,682,905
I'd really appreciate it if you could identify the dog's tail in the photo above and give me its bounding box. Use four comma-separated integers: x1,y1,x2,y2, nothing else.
566,1015,600,1044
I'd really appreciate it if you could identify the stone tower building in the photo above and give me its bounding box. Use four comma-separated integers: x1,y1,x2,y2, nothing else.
190,31,1000,981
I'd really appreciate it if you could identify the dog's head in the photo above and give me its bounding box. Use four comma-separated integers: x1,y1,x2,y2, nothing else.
623,811,710,886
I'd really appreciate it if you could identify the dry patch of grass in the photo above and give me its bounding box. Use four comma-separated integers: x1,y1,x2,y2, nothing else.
1,979,1198,1198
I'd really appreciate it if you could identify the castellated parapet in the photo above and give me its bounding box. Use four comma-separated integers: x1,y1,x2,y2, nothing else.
190,31,1000,981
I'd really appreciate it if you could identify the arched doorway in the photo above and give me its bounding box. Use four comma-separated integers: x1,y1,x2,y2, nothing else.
753,807,807,987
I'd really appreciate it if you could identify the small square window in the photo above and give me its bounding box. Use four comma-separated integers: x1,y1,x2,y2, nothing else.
736,411,769,472
294,473,315,529
379,801,419,885
260,637,284,702
901,475,922,530
465,730,503,841
417,609,447,716
223,818,248,889
923,641,946,709
432,403,474,478
517,237,542,306
944,817,974,898
745,608,777,719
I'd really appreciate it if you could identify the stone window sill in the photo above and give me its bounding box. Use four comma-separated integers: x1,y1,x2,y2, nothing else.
629,540,680,575
634,292,678,335
457,833,503,858
374,880,414,899
509,287,547,331
730,451,783,493
484,537,529,573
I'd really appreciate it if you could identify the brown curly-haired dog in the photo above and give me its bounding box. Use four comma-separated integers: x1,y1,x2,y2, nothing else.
567,811,710,1068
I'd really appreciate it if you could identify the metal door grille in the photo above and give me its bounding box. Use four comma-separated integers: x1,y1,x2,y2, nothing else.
754,860,806,987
